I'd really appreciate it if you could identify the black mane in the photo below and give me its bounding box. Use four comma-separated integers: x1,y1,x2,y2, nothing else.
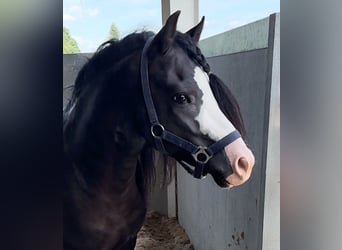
65,31,154,113
64,31,164,192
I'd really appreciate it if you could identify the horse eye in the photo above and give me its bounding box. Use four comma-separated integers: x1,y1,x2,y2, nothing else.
173,94,190,104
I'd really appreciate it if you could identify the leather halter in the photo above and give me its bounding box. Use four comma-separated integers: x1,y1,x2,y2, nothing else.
140,36,241,179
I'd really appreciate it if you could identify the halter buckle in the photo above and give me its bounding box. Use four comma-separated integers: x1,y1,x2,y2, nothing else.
179,160,208,179
151,124,165,138
192,146,212,164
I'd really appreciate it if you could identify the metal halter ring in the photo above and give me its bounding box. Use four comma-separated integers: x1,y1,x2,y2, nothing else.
192,146,212,164
180,160,208,179
151,124,165,138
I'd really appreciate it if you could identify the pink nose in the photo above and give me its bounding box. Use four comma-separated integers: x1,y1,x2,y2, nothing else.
224,138,255,187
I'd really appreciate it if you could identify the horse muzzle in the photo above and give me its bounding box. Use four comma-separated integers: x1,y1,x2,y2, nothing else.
224,138,255,187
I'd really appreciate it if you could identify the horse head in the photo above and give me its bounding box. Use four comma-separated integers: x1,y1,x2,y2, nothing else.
138,11,255,188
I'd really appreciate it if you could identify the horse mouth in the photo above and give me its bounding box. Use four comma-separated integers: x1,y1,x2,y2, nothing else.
211,174,233,189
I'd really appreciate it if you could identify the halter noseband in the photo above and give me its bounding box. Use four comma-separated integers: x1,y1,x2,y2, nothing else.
140,36,241,179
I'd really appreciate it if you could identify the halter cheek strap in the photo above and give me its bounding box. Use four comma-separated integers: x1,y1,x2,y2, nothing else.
140,36,241,179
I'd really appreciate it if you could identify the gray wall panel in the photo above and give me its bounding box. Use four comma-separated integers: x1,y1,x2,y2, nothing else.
63,54,91,108
177,49,269,250
199,17,269,57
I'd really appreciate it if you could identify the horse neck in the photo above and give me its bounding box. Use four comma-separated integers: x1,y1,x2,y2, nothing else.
65,53,148,194
66,115,147,195
102,149,143,194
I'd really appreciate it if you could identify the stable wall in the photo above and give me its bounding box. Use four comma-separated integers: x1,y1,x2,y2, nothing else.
176,13,280,250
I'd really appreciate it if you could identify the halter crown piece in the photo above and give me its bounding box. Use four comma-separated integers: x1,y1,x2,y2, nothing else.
140,36,241,179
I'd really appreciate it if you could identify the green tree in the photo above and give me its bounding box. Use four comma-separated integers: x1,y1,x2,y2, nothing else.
108,23,119,40
63,27,80,54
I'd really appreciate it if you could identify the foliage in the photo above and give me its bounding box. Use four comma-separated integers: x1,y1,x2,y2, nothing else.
108,23,119,40
63,27,80,54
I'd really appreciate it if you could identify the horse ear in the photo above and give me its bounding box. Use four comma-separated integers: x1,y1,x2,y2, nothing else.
152,10,181,54
186,16,205,44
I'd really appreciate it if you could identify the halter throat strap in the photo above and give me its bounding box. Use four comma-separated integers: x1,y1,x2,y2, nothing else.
140,36,241,179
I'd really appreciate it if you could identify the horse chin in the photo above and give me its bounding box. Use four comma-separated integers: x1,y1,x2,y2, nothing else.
206,153,234,189
211,174,232,189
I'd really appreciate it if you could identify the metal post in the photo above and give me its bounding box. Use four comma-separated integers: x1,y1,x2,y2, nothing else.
161,0,199,31
160,0,199,218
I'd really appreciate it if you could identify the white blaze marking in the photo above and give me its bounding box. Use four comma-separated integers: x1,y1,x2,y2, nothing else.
194,66,236,141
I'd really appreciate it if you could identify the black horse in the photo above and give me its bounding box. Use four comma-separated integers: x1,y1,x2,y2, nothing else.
64,11,255,250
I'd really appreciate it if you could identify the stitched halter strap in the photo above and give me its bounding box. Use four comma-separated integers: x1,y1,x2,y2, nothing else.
140,36,241,179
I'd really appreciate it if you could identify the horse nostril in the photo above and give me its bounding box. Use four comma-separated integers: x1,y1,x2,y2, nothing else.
225,141,255,187
238,157,249,168
236,157,249,179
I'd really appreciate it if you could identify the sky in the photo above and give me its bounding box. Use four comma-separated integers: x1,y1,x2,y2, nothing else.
63,0,279,53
